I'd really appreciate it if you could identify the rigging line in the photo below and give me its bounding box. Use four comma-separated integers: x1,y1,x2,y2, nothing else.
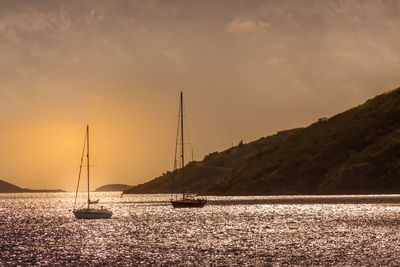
173,104,181,172
87,125,97,193
73,127,87,211
172,100,181,198
182,101,193,162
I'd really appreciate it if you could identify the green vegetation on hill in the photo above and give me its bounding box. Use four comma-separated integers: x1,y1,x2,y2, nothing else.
123,129,302,194
124,87,400,195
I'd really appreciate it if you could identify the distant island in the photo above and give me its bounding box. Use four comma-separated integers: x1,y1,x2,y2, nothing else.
95,184,132,192
0,180,64,193
124,87,400,195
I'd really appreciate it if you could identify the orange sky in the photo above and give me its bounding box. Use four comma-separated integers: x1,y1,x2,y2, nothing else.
1,0,400,191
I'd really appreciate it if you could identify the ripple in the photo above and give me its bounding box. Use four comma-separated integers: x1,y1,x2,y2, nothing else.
1,193,400,265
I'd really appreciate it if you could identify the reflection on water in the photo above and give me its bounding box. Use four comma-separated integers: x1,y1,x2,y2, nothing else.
1,193,400,265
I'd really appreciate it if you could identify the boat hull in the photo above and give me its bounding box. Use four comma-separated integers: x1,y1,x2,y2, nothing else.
171,199,207,208
73,208,112,219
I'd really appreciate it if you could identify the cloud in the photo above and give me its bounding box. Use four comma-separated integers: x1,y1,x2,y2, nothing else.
1,0,400,190
226,18,270,34
266,56,286,66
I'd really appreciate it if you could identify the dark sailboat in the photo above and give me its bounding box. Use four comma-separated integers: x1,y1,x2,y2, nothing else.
171,91,207,208
73,125,112,219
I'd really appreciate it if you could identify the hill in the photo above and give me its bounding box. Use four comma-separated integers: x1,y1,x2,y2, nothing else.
95,184,132,192
214,88,400,195
124,87,400,195
0,180,64,193
0,180,23,193
123,128,302,194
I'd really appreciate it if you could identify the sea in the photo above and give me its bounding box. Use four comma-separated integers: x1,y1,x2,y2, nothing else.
1,192,400,266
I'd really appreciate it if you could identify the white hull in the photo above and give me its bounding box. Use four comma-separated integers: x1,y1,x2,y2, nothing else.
73,208,112,219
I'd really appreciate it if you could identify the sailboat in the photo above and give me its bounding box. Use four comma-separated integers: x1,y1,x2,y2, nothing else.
73,125,112,219
170,91,207,208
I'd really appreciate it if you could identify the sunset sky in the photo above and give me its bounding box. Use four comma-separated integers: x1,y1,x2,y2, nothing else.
1,0,400,191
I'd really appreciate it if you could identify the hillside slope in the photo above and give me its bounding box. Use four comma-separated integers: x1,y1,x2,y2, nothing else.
214,88,400,195
0,180,23,193
124,87,400,195
96,184,132,192
123,129,302,194
0,180,64,193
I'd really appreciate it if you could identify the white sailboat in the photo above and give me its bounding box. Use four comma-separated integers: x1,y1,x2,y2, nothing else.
73,125,112,219
170,91,207,208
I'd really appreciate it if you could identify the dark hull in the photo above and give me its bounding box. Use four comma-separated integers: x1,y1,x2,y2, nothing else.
171,199,207,208
73,208,112,219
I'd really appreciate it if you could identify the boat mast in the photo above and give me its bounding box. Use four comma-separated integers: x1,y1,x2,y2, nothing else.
73,129,87,211
180,91,185,199
172,103,180,196
87,125,90,209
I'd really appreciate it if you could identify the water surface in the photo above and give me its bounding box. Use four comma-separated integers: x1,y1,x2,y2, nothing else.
1,193,400,265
